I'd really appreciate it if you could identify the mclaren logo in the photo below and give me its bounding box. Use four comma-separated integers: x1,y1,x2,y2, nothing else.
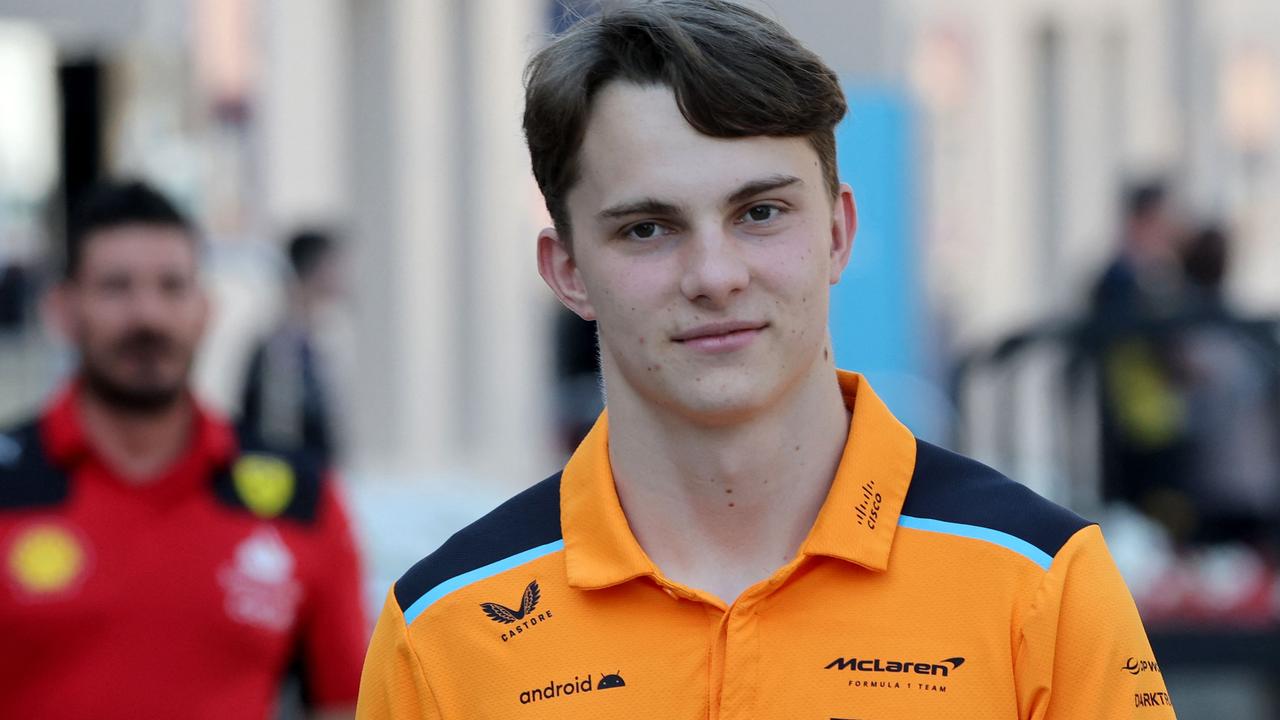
826,654,966,694
825,656,966,676
481,579,555,641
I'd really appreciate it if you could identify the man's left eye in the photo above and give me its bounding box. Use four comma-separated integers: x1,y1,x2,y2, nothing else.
742,205,779,223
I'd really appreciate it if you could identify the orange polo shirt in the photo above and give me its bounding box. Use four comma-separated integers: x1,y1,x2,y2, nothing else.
358,372,1175,718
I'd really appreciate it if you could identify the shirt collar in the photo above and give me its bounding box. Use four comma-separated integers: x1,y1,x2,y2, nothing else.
561,412,658,590
40,381,238,478
561,370,917,590
798,371,915,570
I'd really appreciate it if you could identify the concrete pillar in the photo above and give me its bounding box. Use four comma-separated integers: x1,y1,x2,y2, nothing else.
260,0,348,231
1055,11,1124,309
460,0,557,486
969,1,1039,340
347,0,462,478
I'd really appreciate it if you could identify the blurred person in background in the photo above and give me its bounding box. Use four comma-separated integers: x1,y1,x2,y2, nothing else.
1088,180,1196,532
0,180,365,720
240,229,346,465
1091,180,1185,317
358,2,1174,717
1176,224,1280,550
0,253,33,332
552,306,604,454
1180,225,1230,310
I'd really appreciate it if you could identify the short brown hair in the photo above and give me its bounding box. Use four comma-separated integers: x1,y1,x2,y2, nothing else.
523,0,847,240
66,179,195,280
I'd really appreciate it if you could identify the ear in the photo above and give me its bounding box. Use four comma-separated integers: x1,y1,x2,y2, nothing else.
537,227,596,321
828,182,857,285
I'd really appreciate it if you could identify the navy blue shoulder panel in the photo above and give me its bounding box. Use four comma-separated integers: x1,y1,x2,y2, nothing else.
0,418,71,510
901,439,1091,560
394,473,562,613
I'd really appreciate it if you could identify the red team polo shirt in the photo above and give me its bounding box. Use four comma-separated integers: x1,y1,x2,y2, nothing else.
0,386,367,719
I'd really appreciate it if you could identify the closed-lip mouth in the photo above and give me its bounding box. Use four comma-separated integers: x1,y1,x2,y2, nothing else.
671,321,768,342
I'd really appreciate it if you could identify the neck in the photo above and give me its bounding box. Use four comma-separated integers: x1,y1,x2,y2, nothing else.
605,360,850,604
76,387,195,484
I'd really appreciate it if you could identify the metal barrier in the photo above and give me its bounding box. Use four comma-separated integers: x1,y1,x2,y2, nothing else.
950,310,1280,698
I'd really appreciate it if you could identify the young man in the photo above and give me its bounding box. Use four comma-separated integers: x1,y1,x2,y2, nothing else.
0,181,366,719
359,2,1176,717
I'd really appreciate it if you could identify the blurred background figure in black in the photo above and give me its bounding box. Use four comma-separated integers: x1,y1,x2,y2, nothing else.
1091,181,1185,319
1088,180,1196,536
239,229,345,465
1176,224,1280,548
1181,224,1230,309
552,309,602,455
0,248,33,332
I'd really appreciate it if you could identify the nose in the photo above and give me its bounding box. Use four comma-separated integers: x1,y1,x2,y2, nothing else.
679,225,749,308
128,282,175,328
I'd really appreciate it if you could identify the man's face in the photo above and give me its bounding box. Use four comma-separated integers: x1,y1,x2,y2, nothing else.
539,82,855,425
58,224,208,412
302,248,347,304
1128,206,1178,263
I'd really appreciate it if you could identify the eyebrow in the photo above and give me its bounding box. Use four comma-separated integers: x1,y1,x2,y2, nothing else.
725,174,804,206
597,174,806,222
597,198,683,221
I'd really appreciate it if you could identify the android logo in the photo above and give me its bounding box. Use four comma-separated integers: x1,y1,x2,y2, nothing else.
596,672,626,690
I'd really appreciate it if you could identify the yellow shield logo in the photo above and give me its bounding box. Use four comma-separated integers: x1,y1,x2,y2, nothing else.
8,524,86,595
232,455,296,518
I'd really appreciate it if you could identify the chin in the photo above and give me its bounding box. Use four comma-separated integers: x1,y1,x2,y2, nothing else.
83,368,187,413
657,378,772,427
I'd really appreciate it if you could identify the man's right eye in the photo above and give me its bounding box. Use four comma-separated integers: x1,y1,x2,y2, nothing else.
623,222,666,241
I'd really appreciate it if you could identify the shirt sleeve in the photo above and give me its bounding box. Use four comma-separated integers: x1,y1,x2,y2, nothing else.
1015,524,1177,719
357,588,443,719
297,479,369,709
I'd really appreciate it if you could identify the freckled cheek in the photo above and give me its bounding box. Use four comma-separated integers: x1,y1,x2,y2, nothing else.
755,263,823,304
752,236,822,281
605,275,667,311
596,296,663,352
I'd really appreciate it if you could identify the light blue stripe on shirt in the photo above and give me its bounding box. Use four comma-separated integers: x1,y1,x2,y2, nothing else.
897,515,1053,570
402,539,566,625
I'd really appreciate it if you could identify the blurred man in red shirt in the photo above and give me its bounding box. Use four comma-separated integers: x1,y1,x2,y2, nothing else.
0,180,366,719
